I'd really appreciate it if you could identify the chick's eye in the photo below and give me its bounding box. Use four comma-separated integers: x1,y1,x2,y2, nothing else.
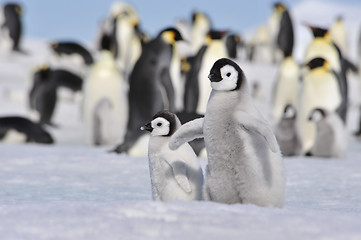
157,122,162,127
226,72,231,77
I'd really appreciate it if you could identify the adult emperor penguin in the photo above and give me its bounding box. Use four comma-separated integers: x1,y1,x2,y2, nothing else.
304,25,348,122
169,58,284,207
299,57,343,153
271,54,300,121
111,2,142,79
0,116,54,144
274,104,302,156
50,41,94,66
142,110,203,202
308,108,347,158
224,33,243,59
29,65,58,126
190,11,211,55
0,3,23,53
112,28,182,155
82,40,128,146
330,16,348,56
267,2,294,62
183,30,228,114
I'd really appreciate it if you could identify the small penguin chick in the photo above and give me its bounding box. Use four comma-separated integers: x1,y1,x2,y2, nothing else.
142,110,203,202
308,108,347,158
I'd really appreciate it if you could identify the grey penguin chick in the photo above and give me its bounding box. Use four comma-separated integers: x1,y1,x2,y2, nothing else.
274,104,302,156
308,108,347,158
143,110,203,202
169,58,284,207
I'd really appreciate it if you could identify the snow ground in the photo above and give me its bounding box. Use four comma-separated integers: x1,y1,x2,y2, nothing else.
1,1,361,239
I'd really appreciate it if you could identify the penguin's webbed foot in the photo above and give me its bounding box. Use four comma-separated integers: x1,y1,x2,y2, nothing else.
109,143,128,154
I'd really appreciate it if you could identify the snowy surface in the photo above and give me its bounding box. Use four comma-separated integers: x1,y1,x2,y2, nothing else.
1,1,361,239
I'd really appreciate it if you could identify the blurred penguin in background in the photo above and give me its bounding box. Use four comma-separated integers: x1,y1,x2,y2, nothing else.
50,41,94,66
330,16,348,56
355,26,361,136
82,36,128,146
49,41,93,78
111,2,143,79
0,3,23,54
0,116,54,144
224,33,243,60
274,104,302,156
272,54,300,122
190,11,211,55
246,26,271,63
183,30,228,115
299,57,343,154
304,25,348,123
29,65,58,126
308,108,347,158
267,2,294,63
112,27,183,155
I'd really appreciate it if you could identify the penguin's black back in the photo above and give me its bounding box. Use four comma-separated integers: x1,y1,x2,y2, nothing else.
3,3,22,50
0,116,54,144
52,42,94,65
112,33,176,154
52,69,83,92
29,69,58,125
225,34,241,59
183,45,207,113
277,10,294,57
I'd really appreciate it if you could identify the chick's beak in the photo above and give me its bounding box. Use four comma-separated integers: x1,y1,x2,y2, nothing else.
140,122,153,132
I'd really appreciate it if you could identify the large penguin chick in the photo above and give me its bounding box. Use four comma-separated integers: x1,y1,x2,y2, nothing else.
142,110,203,202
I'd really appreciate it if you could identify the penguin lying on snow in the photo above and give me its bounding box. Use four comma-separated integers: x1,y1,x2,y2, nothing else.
308,108,347,158
142,110,203,202
111,28,183,155
274,104,302,156
50,41,94,65
0,3,24,53
0,116,54,144
169,58,284,207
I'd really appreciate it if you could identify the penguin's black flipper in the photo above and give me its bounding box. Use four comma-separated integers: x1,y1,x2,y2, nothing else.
343,58,359,74
332,70,348,123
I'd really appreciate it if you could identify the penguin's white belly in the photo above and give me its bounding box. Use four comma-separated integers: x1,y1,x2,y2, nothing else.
148,143,203,202
83,70,128,145
170,48,184,111
272,59,300,121
1,130,27,143
299,72,341,152
0,27,12,54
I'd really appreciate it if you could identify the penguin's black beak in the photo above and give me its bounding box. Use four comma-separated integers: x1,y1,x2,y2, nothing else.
208,72,222,82
140,122,153,132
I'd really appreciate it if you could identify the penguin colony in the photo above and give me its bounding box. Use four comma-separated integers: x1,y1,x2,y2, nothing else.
1,1,361,206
